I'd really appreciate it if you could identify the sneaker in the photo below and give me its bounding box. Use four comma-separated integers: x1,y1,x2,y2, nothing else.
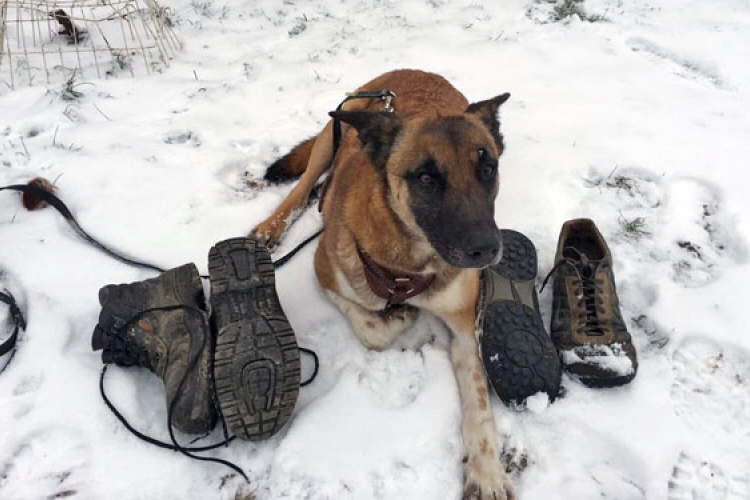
91,264,218,434
549,218,638,387
208,237,300,441
480,229,562,405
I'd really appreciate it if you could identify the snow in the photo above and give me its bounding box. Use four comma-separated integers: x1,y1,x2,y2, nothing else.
2,0,750,499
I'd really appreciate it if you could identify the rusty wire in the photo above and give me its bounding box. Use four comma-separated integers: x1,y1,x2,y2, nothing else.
0,0,181,90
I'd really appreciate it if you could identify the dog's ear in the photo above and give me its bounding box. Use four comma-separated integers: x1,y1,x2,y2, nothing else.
329,111,402,170
465,93,510,150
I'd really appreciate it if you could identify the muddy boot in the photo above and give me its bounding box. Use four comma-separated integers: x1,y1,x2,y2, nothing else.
480,229,562,405
91,264,218,434
208,237,300,441
549,218,638,387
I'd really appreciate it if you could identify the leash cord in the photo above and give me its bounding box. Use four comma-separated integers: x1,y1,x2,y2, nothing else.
0,184,320,274
0,290,25,375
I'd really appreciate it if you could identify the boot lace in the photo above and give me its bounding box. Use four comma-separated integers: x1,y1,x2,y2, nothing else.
99,304,319,485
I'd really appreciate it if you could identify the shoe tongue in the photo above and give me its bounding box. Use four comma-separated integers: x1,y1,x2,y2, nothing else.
562,247,602,271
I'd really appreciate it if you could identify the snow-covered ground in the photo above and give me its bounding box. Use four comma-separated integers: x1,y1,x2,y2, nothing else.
2,0,750,498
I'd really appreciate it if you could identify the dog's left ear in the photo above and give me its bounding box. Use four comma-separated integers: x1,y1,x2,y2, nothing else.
466,93,511,149
329,111,402,171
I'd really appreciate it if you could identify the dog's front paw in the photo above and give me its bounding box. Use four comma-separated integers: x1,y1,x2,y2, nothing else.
463,457,516,500
252,216,286,248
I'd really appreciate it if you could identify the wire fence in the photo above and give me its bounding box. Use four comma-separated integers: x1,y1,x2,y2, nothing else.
1,0,181,91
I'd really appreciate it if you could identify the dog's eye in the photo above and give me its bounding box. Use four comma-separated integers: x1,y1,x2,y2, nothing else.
419,172,436,185
478,148,487,159
479,163,497,181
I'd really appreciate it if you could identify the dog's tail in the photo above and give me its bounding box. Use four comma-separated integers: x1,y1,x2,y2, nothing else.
263,137,316,183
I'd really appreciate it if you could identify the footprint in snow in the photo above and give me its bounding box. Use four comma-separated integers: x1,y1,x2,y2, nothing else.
658,177,745,287
627,36,730,90
358,350,426,409
668,451,750,500
670,337,750,445
0,428,89,499
585,169,746,288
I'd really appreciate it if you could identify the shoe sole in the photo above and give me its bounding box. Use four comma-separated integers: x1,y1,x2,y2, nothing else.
209,237,300,441
570,345,638,389
481,230,562,405
579,372,636,388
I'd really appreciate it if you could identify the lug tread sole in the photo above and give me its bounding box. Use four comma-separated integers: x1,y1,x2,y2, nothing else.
482,230,561,404
209,237,300,441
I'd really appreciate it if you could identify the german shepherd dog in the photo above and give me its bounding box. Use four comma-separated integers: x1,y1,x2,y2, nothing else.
255,69,515,500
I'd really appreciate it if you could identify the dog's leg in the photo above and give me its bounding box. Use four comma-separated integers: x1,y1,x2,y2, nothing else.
253,120,335,246
326,291,417,350
440,308,516,500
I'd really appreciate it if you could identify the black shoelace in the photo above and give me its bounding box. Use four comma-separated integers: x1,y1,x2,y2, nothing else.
541,247,606,336
99,305,319,484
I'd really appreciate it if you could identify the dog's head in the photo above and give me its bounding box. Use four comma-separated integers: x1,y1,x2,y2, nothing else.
330,93,510,268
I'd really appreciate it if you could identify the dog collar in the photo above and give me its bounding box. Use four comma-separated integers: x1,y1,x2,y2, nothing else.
356,244,434,307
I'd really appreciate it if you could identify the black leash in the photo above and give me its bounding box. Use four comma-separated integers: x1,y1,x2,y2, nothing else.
0,290,26,375
1,184,166,273
0,184,320,275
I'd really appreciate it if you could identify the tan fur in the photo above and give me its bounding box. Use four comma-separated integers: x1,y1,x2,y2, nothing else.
254,69,515,500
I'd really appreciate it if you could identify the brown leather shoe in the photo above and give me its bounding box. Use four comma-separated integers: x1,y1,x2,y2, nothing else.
548,219,638,387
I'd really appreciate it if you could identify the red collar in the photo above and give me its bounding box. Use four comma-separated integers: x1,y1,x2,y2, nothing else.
356,244,434,307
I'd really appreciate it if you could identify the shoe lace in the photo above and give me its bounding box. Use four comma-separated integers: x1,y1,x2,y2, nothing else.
99,305,321,484
541,247,606,336
100,305,247,479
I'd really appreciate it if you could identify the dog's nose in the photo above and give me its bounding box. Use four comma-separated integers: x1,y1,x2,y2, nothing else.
462,229,503,266
467,241,500,260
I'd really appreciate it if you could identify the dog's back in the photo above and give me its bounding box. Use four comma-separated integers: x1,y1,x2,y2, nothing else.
261,70,468,184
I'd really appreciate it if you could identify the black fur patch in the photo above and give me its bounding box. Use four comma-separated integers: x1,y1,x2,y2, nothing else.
466,93,510,151
264,155,300,183
329,111,402,171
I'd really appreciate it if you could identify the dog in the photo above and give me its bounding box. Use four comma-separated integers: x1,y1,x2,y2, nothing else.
254,69,515,500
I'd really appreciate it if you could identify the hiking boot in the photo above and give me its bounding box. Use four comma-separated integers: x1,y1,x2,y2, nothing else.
208,237,300,441
91,264,218,434
549,218,638,387
480,229,562,405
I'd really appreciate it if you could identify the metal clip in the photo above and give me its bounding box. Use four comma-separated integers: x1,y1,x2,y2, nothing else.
382,92,396,113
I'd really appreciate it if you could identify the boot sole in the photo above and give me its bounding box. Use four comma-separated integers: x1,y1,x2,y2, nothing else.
481,230,562,405
209,237,300,441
